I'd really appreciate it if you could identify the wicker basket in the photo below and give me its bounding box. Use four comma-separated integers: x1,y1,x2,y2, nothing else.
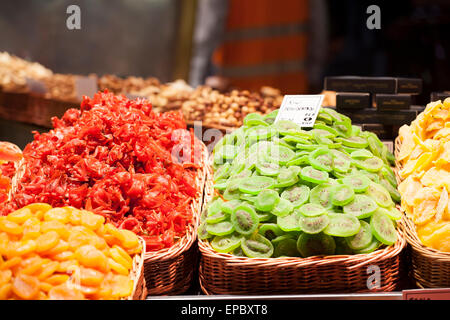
394,137,450,288
128,237,147,300
143,138,209,295
198,161,407,295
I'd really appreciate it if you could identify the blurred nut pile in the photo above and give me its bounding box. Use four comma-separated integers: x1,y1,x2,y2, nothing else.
0,52,52,92
181,86,283,127
42,74,77,102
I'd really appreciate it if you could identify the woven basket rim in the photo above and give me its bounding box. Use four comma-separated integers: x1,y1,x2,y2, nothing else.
394,136,450,260
200,154,407,270
128,236,147,300
143,136,208,262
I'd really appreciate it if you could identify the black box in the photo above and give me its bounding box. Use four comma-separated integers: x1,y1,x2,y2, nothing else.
431,91,450,102
397,78,422,95
337,108,418,125
375,94,411,111
324,76,397,94
336,92,370,110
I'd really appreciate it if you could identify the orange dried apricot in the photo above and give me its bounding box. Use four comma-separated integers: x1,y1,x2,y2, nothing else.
6,208,32,224
44,208,70,224
107,258,128,275
37,261,59,280
48,283,84,300
22,217,41,240
0,283,12,300
23,203,52,214
40,221,70,240
119,229,140,249
45,274,70,286
79,267,105,287
109,247,132,270
0,218,23,235
75,245,108,272
12,274,40,300
81,210,105,231
36,231,60,253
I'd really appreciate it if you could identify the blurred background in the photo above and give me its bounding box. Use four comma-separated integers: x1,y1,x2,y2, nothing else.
0,0,449,147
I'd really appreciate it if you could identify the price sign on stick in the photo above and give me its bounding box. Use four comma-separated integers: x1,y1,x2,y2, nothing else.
275,95,324,127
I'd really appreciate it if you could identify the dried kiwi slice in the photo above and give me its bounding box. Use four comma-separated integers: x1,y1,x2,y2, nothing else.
335,237,354,255
256,160,280,176
198,221,213,240
240,193,257,203
231,204,259,235
276,167,299,188
345,220,373,250
265,145,296,165
258,223,284,241
281,185,310,208
331,184,355,206
309,147,334,172
282,135,311,145
238,176,276,194
382,206,402,221
241,234,274,258
310,184,333,209
296,143,317,151
330,149,351,173
353,237,382,254
244,113,269,127
206,221,235,236
256,211,273,222
379,179,400,204
273,238,300,257
206,210,229,224
273,120,302,135
263,109,278,125
300,166,329,184
221,199,242,215
214,162,231,181
343,194,378,219
277,213,301,232
254,189,280,212
313,123,340,137
214,145,239,164
323,213,361,237
298,214,330,234
380,166,398,188
354,157,383,173
211,234,243,253
370,208,398,245
213,179,228,191
298,203,326,217
351,149,373,159
366,182,394,208
247,126,275,141
342,174,371,193
272,198,294,217
286,155,309,166
207,198,224,216
296,232,336,257
338,136,369,148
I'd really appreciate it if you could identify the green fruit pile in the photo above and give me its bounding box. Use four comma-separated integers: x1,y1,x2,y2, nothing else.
199,107,402,258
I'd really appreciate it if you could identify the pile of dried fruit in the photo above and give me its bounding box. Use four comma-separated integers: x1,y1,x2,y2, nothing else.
2,91,201,251
201,108,401,258
0,142,22,204
0,204,142,300
397,98,450,252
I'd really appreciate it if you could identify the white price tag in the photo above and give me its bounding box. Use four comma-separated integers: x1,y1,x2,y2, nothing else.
275,95,324,127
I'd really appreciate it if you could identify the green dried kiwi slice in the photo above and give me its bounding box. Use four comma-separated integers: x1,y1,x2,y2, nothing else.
342,174,371,193
273,120,302,135
380,166,397,188
272,198,294,217
345,220,373,250
298,214,330,234
316,112,333,125
323,213,361,237
381,206,402,221
351,125,361,136
240,193,257,203
211,234,243,253
221,199,242,215
214,145,238,164
282,134,311,145
343,194,378,219
353,237,382,254
277,213,301,232
366,182,394,208
254,189,280,212
238,176,276,195
198,221,213,240
313,123,340,137
340,145,361,154
241,234,274,258
256,159,280,176
309,147,334,172
351,149,374,159
370,209,397,245
249,140,272,155
206,221,235,236
271,234,295,244
244,113,269,127
213,162,231,182
244,151,259,170
296,143,317,151
206,209,229,224
229,157,246,176
223,127,245,146
232,247,245,256
281,185,310,208
214,179,228,191
386,150,395,166
231,204,260,235
207,198,224,216
338,136,369,148
379,179,401,203
312,130,334,145
321,107,343,122
367,133,383,158
335,237,354,255
265,145,296,165
286,155,309,166
273,238,300,257
275,167,299,188
331,184,355,206
258,223,284,241
297,232,336,257
232,168,252,180
330,149,351,173
359,170,381,183
223,188,241,200
263,109,279,124
300,166,329,184
257,211,273,222
312,128,335,139
354,156,384,173
310,184,333,209
247,125,275,141
298,203,326,217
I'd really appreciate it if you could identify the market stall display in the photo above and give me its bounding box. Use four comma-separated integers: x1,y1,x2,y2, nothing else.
0,203,145,300
395,98,450,288
198,107,406,295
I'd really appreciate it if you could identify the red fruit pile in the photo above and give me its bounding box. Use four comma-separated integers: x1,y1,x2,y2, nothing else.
2,91,202,251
